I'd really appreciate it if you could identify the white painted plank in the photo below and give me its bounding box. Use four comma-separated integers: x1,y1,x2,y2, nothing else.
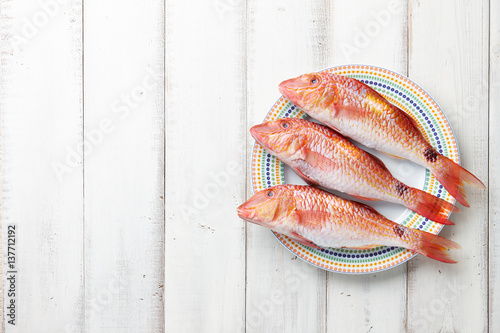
0,166,2,330
490,0,500,331
246,1,331,332
331,0,408,70
164,0,246,332
326,1,409,332
407,1,489,332
83,0,164,331
0,0,84,331
0,1,493,331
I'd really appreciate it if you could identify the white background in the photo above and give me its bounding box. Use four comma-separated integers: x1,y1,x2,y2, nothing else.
0,0,498,332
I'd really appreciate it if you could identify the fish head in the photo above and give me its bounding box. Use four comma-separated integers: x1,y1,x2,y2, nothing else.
250,119,306,158
237,186,295,229
279,72,334,114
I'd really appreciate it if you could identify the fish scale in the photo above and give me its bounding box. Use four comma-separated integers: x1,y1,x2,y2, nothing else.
279,71,485,207
250,118,457,225
237,185,460,263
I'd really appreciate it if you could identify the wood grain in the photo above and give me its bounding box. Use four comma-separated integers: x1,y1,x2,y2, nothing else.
489,0,499,331
0,0,4,318
164,0,247,331
0,0,496,331
245,1,330,332
0,0,84,331
407,1,489,332
326,1,409,332
83,0,165,331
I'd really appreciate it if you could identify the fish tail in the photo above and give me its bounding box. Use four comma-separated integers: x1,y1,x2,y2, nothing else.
429,154,485,207
410,230,461,263
404,188,459,225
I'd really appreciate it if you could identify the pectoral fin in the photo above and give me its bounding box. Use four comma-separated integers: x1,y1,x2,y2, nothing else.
289,232,322,250
291,167,319,186
294,148,336,173
331,105,364,120
295,210,332,230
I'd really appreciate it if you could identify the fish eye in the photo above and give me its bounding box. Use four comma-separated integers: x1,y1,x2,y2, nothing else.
310,77,319,85
267,190,275,198
281,121,290,129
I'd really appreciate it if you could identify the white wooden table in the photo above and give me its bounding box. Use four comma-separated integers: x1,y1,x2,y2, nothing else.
0,0,497,332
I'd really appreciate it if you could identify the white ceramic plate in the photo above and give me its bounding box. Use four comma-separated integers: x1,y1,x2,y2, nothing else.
251,65,459,274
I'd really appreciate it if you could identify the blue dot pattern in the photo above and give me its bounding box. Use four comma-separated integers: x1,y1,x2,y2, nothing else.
253,67,457,273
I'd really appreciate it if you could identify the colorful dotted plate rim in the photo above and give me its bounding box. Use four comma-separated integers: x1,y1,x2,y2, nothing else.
251,64,459,274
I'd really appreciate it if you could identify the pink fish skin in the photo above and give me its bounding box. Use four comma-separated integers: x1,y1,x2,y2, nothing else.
237,185,460,263
279,72,485,207
250,118,458,224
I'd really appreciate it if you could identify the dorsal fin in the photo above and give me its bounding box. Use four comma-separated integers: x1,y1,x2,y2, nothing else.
356,202,380,215
363,151,389,172
399,108,424,134
381,151,405,160
350,194,380,202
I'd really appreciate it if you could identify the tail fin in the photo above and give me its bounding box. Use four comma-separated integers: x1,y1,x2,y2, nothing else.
430,154,485,207
405,188,459,225
412,230,461,263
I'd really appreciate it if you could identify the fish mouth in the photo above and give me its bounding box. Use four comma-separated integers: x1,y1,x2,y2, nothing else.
236,205,245,218
279,79,302,106
278,79,293,96
237,205,268,227
250,123,275,148
237,203,252,220
237,192,273,221
279,77,308,92
250,123,276,136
